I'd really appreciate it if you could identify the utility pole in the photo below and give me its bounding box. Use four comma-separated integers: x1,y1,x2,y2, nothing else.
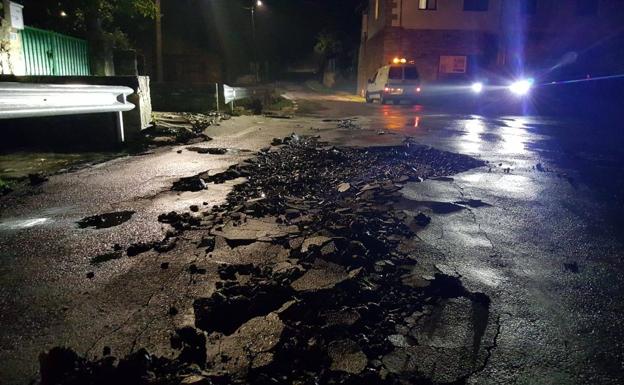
251,6,258,82
155,0,164,82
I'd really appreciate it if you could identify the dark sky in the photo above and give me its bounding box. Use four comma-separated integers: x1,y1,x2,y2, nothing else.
164,0,366,75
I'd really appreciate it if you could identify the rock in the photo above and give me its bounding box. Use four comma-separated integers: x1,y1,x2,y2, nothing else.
218,264,256,280
271,138,283,146
414,213,431,227
337,183,351,193
39,347,82,385
154,237,177,253
190,205,200,212
28,172,48,186
90,251,123,265
180,375,212,384
322,309,361,327
327,339,367,374
211,313,285,374
86,272,94,279
194,281,291,335
170,327,207,367
172,176,207,192
77,211,135,229
388,334,413,348
187,146,228,155
127,242,155,257
211,218,298,243
301,236,332,253
199,236,216,252
290,259,349,292
189,264,207,275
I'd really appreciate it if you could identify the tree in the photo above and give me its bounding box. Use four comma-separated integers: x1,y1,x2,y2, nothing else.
22,0,157,75
314,30,342,77
314,30,341,61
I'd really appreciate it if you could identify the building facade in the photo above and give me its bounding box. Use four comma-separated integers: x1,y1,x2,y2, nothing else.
357,0,624,95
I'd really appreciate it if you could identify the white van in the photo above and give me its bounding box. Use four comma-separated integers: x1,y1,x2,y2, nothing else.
365,64,422,104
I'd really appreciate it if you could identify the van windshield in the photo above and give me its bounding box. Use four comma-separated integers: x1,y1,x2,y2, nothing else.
404,67,419,80
388,67,403,80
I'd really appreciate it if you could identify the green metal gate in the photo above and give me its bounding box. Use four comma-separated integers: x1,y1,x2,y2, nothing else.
21,27,90,76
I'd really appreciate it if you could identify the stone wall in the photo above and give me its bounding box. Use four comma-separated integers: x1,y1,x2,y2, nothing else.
0,8,25,75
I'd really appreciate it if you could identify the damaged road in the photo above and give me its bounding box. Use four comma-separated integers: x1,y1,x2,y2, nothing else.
2,89,624,385
35,136,496,385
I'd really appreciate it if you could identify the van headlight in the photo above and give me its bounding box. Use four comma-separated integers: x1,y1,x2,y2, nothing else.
509,79,533,96
471,82,484,94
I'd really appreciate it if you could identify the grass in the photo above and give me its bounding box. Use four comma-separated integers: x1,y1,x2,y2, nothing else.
266,96,295,111
0,177,12,193
305,80,335,94
0,152,123,180
295,100,328,115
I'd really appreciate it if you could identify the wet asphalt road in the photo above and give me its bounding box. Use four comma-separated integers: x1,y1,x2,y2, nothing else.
1,88,624,384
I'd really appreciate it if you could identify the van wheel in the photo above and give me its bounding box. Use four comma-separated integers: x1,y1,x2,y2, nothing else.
365,92,373,103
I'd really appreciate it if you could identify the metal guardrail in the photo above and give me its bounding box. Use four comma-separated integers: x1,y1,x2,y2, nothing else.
223,84,251,104
0,83,135,142
219,84,273,113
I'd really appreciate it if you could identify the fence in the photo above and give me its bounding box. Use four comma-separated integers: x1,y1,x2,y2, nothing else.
21,27,90,76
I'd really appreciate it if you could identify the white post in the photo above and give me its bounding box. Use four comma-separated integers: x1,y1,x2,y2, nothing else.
215,83,220,114
115,111,125,143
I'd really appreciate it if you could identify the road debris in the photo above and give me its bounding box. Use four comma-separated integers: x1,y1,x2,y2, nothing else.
77,211,135,229
39,136,494,385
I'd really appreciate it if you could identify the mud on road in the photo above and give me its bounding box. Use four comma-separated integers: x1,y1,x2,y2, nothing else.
39,135,496,385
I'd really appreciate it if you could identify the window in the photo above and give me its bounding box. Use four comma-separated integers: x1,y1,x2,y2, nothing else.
576,0,599,16
522,0,537,15
464,0,489,11
418,0,437,10
404,67,420,80
389,67,403,80
375,0,380,20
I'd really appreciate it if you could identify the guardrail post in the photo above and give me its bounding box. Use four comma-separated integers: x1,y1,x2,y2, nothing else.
115,111,125,143
215,83,220,114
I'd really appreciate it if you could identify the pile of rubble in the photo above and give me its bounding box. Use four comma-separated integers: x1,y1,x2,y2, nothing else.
40,136,497,385
142,113,226,146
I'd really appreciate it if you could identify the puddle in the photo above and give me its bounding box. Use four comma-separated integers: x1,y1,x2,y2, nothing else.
77,211,135,229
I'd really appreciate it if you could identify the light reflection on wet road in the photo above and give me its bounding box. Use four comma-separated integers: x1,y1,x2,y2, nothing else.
344,100,624,385
1,90,623,384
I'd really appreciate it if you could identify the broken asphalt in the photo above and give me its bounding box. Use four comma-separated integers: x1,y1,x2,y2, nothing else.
0,85,623,385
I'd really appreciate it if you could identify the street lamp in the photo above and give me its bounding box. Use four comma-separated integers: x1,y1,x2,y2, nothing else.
244,0,264,82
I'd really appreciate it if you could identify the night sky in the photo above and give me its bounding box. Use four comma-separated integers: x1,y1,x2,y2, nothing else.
173,0,367,76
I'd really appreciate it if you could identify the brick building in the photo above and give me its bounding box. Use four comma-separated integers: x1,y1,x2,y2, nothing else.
357,0,624,96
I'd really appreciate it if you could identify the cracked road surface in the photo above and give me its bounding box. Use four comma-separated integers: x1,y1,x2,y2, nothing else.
1,87,623,384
